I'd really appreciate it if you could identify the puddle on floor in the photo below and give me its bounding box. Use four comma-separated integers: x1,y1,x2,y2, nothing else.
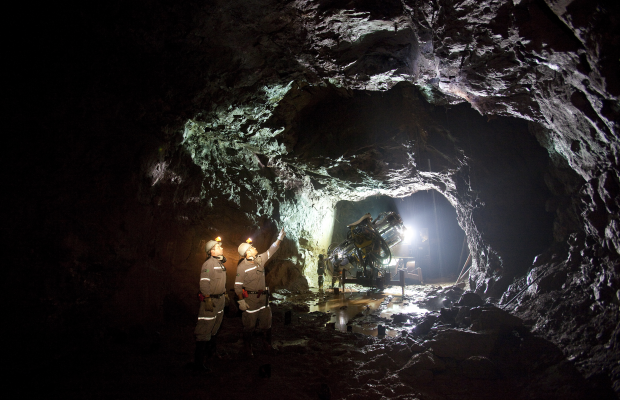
306,285,434,337
275,279,468,337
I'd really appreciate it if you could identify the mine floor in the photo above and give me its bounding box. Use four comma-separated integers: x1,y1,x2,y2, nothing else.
22,282,613,400
290,282,466,337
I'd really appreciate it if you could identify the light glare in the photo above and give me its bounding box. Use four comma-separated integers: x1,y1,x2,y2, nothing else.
403,226,415,243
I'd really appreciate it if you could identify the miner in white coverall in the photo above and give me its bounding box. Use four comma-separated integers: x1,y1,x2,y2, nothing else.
235,228,286,357
193,237,228,370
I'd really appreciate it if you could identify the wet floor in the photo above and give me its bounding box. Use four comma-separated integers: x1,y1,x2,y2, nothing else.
300,281,464,337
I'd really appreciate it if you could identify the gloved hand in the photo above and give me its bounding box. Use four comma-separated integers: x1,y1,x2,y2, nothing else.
238,299,249,311
278,228,286,241
204,297,214,312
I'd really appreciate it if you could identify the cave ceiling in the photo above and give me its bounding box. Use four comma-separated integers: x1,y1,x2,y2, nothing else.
180,0,618,177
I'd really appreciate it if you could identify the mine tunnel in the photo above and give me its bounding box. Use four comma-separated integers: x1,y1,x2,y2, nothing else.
331,192,467,284
6,0,620,399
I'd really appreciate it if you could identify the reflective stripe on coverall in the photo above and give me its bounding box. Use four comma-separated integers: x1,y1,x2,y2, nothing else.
194,257,227,341
235,241,280,332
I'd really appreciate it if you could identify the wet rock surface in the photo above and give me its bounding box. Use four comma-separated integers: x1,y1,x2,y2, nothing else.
24,287,614,400
500,236,620,395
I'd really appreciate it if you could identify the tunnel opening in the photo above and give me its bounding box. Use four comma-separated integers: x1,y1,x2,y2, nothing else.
331,190,466,284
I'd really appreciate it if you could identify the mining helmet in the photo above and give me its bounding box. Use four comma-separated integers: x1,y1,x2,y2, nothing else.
205,237,222,254
238,238,253,257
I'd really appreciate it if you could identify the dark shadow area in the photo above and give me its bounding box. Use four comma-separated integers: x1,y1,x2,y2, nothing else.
15,290,615,400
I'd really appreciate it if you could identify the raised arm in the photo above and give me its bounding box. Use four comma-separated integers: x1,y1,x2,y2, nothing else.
258,228,286,263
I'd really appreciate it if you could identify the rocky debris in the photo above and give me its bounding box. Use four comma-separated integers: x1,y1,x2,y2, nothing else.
270,291,288,300
437,286,465,307
391,313,409,323
378,294,394,309
458,291,485,307
455,306,472,328
501,238,620,394
461,356,499,380
21,273,616,400
409,284,465,310
470,306,524,332
412,313,439,336
275,299,611,399
399,351,446,380
439,306,459,323
424,329,499,360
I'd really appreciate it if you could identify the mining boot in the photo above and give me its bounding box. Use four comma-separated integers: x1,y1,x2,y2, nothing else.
262,328,273,353
193,341,211,371
210,335,222,359
243,331,254,358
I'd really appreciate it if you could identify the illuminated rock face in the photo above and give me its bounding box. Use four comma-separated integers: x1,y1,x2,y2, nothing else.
7,0,619,394
182,80,558,296
171,0,618,297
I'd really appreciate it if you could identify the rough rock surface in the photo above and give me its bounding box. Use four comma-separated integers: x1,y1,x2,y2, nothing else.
6,0,620,397
20,292,615,399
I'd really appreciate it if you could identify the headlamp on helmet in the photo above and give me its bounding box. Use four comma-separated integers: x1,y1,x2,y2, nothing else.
238,242,252,257
205,237,222,254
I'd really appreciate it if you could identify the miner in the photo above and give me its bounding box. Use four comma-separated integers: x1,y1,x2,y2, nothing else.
331,254,342,289
193,237,228,370
235,228,286,357
317,254,325,290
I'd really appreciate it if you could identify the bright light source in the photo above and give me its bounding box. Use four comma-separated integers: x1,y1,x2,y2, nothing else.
402,226,415,244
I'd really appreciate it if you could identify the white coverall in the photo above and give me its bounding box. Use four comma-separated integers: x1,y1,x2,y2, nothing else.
194,256,227,341
235,241,280,332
